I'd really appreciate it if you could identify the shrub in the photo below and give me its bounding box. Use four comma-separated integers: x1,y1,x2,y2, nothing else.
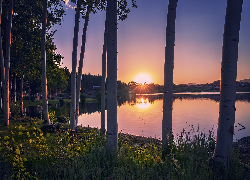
59,98,64,106
80,94,87,104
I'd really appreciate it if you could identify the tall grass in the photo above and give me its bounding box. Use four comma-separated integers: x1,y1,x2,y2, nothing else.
0,117,245,179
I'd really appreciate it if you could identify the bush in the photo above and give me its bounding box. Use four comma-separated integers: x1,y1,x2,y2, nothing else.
96,91,101,101
59,98,64,106
80,94,87,104
57,116,69,123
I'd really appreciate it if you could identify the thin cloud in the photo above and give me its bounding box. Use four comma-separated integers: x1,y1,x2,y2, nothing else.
64,0,75,9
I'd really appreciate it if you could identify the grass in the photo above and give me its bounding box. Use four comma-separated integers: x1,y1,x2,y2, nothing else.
10,98,98,108
0,117,246,180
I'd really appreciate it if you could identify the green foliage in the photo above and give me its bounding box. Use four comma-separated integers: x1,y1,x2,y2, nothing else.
1,0,67,96
0,119,246,179
49,110,56,122
68,0,137,20
80,94,87,104
96,91,101,101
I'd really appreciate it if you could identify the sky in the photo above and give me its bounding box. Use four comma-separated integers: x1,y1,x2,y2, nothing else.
51,0,250,85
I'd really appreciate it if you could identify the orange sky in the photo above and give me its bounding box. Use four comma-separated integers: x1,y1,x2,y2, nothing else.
52,0,250,85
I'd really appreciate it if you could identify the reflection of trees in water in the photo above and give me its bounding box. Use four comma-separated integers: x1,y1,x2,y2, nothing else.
128,94,163,105
26,93,250,117
173,93,250,103
79,103,101,115
127,93,250,105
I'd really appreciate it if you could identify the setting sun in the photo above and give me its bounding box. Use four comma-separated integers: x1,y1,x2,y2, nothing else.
134,74,153,84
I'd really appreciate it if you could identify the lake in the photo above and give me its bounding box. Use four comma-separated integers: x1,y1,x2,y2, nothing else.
77,92,250,142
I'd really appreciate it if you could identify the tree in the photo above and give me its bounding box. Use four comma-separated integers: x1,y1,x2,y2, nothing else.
75,5,91,127
101,11,107,136
210,0,243,172
1,0,65,107
3,0,13,126
0,0,3,109
70,1,80,131
47,65,68,97
69,0,137,138
41,0,50,125
106,0,118,153
162,0,178,155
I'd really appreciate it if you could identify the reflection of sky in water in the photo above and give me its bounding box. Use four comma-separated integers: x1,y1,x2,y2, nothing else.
78,96,250,142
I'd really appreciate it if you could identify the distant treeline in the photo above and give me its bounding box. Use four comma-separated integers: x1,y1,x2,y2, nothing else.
63,73,250,95
81,73,102,91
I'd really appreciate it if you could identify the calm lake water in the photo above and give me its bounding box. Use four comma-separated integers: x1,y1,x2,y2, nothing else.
78,92,250,142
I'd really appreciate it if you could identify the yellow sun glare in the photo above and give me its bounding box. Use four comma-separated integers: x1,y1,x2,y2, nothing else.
134,74,153,84
136,98,151,109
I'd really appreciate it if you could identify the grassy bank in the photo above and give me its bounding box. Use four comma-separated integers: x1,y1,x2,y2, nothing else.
0,117,247,179
11,98,98,108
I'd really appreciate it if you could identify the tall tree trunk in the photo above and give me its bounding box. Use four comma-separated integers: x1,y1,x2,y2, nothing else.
20,75,23,116
76,6,90,127
28,81,30,104
4,0,13,126
162,0,178,154
0,0,3,110
101,13,108,136
70,1,80,131
211,0,243,171
14,73,16,104
41,0,50,125
106,0,118,153
9,74,12,102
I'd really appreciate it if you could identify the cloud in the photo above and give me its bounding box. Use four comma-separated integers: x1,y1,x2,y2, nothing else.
64,0,75,9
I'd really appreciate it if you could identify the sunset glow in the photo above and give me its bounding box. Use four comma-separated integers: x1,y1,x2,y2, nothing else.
136,98,151,109
134,74,153,84
53,1,250,85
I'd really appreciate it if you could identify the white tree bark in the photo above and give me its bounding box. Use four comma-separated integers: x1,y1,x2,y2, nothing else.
9,75,12,102
212,0,243,170
106,0,118,153
41,0,50,125
76,6,90,127
14,74,16,104
162,0,178,151
0,0,4,109
20,75,23,116
4,0,13,126
101,12,108,136
70,2,80,131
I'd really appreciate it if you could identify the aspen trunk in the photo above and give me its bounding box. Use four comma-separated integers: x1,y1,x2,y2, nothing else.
70,2,80,131
14,73,16,104
0,0,3,109
20,75,23,116
0,81,1,109
76,6,90,126
4,0,13,126
9,75,12,102
101,14,108,136
162,0,178,152
41,0,50,125
211,0,243,171
106,0,118,153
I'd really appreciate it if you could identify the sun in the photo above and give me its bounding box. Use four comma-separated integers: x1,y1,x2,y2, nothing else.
134,74,153,84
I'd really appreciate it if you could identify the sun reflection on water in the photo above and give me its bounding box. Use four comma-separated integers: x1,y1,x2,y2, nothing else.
136,98,151,109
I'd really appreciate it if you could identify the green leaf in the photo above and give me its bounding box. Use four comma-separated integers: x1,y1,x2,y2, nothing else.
4,136,9,140
15,148,20,155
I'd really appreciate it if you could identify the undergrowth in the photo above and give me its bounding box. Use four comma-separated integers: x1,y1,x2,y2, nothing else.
0,117,245,180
